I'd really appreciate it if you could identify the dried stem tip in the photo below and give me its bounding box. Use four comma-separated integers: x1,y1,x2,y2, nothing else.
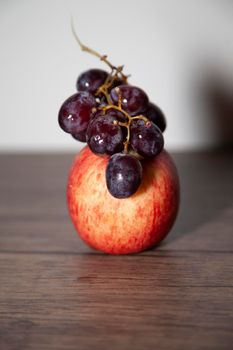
71,18,115,70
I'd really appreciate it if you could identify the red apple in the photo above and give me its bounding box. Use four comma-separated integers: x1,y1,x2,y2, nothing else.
67,146,179,254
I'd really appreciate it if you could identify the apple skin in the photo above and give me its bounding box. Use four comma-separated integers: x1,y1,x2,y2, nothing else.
67,146,179,254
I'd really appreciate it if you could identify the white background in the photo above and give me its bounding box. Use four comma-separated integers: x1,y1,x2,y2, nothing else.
0,0,232,152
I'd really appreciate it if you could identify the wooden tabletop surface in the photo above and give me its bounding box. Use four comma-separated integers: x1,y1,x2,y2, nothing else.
0,151,233,350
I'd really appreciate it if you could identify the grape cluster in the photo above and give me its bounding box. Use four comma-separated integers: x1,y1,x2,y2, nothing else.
58,46,166,198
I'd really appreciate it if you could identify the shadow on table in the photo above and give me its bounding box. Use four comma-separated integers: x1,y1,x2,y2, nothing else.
161,72,233,248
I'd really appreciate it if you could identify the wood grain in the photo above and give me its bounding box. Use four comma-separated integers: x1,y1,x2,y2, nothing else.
0,151,233,349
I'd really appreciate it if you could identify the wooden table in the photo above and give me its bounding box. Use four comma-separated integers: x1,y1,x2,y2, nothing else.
0,151,233,350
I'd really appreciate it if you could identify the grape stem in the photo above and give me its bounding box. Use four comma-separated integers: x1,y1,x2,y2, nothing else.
71,19,115,70
71,19,129,80
71,18,149,153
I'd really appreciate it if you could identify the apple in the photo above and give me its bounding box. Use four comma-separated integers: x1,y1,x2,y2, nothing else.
67,146,179,254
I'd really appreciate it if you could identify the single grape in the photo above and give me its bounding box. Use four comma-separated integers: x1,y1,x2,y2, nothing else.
90,107,128,143
130,119,164,158
72,131,86,143
110,85,149,116
143,102,166,132
76,69,108,94
86,115,123,155
105,108,128,141
58,92,96,134
106,153,143,198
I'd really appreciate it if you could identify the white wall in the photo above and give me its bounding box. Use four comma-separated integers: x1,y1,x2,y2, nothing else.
0,0,232,152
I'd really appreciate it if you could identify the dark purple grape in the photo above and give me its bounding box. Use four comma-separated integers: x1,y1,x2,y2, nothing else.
106,153,142,198
90,108,128,143
130,119,164,158
106,108,128,141
143,102,166,132
110,85,149,116
76,69,108,94
58,92,96,134
86,115,123,155
72,131,86,143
